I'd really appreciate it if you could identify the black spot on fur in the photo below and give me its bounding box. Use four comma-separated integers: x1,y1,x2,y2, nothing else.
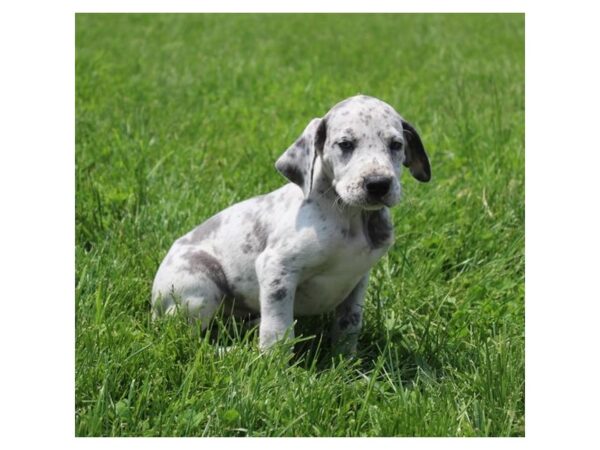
241,232,253,253
270,278,281,287
253,221,268,252
284,164,305,187
240,221,268,254
362,209,393,249
270,287,287,302
190,214,222,243
181,249,231,296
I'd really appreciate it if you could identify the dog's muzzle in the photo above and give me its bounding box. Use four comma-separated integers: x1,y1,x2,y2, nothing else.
364,175,392,200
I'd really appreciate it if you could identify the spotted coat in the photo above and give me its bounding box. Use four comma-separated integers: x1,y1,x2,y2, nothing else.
151,95,431,352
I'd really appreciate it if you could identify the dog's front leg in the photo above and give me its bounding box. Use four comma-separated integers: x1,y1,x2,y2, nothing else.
331,273,369,356
256,252,297,351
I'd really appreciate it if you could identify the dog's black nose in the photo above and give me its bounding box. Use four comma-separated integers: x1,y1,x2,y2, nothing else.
364,175,392,198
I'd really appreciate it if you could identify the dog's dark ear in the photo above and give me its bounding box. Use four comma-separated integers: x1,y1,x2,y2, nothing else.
314,118,327,154
401,119,431,182
275,118,325,197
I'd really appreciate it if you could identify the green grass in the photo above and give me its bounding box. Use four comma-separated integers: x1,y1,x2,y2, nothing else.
75,13,524,437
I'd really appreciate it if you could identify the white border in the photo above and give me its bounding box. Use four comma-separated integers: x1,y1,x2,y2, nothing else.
2,0,600,449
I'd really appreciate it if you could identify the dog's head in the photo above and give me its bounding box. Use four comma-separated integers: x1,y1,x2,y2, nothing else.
276,95,431,208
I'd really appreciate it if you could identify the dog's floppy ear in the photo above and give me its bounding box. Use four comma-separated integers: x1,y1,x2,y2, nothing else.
275,118,326,197
401,119,431,182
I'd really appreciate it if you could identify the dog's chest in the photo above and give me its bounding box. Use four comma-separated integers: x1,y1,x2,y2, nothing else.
293,228,390,315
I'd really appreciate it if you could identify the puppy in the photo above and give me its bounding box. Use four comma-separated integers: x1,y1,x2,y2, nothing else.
152,95,430,354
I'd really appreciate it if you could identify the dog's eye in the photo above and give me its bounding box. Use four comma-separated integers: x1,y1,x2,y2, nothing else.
338,140,355,152
389,140,403,151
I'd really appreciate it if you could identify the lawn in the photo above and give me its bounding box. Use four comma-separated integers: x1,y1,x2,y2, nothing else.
75,13,524,437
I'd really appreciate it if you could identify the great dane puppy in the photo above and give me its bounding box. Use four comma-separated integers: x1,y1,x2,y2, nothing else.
152,95,431,354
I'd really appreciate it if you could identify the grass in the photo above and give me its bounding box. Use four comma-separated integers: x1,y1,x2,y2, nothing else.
75,13,524,437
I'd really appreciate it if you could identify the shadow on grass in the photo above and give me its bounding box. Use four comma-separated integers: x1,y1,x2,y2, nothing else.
151,304,446,390
221,312,444,387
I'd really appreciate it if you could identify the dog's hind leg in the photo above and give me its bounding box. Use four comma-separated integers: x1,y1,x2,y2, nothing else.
152,275,224,331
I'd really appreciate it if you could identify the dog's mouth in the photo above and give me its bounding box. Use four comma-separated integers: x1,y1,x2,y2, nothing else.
332,175,400,210
331,174,401,210
333,188,396,210
364,195,396,210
